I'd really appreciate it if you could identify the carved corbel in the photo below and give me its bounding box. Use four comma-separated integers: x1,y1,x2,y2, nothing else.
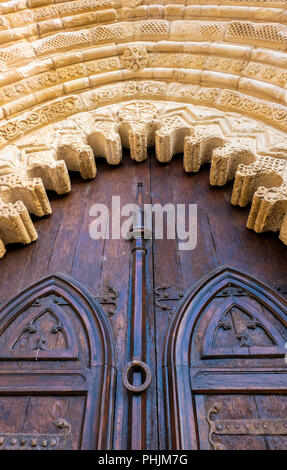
184,126,225,172
231,156,285,207
210,138,256,186
0,199,37,252
54,130,96,180
23,146,71,195
118,102,159,162
155,114,193,163
247,184,287,244
0,174,51,217
87,120,122,165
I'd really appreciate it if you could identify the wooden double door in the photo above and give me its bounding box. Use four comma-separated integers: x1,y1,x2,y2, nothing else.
0,153,286,450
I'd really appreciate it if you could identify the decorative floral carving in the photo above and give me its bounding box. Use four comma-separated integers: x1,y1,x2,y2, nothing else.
0,96,82,142
121,46,148,72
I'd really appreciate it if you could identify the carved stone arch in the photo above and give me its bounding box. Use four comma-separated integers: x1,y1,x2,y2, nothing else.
3,1,287,256
163,266,287,450
0,274,116,450
1,98,287,258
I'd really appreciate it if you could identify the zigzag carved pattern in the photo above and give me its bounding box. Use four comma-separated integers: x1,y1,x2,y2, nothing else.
0,100,287,258
1,1,287,257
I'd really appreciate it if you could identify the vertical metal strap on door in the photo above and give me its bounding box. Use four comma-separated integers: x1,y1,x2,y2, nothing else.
122,183,151,450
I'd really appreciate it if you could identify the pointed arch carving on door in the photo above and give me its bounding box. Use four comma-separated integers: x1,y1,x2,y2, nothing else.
0,296,79,360
0,274,116,450
202,301,286,359
163,266,287,450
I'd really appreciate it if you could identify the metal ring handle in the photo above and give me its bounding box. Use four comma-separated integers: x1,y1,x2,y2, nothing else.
122,358,151,393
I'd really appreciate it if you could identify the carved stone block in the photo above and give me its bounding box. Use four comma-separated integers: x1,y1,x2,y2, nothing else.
54,130,96,180
0,174,51,217
156,114,193,163
87,120,122,165
24,146,71,195
247,184,287,238
232,156,286,207
118,102,158,162
210,138,256,186
184,127,225,173
0,199,37,248
121,45,148,72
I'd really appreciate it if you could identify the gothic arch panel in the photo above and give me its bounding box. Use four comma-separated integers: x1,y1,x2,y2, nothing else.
163,266,287,450
0,274,116,450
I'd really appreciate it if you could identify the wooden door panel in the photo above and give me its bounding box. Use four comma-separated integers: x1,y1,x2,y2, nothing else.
1,157,287,450
164,267,287,450
0,274,116,450
0,395,85,450
196,394,287,450
255,395,287,450
199,293,286,361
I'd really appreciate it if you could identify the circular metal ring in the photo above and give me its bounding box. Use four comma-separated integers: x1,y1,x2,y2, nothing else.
122,358,152,393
